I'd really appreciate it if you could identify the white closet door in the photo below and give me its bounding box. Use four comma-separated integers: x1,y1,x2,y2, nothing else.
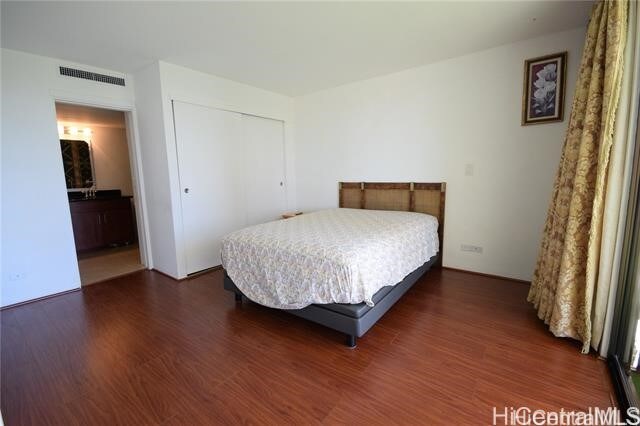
173,101,244,274
242,115,287,225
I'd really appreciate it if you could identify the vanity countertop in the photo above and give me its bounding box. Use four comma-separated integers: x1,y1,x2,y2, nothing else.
68,190,132,202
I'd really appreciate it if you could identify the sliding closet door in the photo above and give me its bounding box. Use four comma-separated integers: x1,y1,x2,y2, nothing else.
243,115,287,225
173,101,244,274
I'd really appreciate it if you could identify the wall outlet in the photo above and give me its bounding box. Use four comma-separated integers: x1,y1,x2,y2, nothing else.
8,272,27,282
464,163,475,176
461,244,483,254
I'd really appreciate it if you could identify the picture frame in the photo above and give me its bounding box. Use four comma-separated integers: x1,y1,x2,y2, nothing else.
522,51,567,126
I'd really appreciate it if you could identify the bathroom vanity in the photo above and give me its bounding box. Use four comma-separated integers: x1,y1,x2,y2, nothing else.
69,191,136,252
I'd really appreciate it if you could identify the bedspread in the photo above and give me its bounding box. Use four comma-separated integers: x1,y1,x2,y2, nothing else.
221,208,438,309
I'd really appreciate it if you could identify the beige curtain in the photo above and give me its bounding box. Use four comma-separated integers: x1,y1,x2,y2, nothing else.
592,0,639,356
528,0,628,354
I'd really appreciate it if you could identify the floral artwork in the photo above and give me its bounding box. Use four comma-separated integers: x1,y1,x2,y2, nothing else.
522,52,566,125
531,63,557,116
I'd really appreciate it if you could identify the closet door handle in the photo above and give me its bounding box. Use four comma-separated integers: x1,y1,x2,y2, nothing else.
184,188,190,194
279,182,283,187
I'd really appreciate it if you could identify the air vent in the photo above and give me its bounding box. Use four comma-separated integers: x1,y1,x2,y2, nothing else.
59,66,125,86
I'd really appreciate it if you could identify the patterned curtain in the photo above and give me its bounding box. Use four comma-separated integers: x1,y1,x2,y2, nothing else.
528,0,628,354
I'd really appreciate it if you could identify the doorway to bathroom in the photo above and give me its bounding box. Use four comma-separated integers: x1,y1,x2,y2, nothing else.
56,102,145,285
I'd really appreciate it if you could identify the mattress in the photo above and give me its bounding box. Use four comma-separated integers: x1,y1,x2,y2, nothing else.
221,208,439,309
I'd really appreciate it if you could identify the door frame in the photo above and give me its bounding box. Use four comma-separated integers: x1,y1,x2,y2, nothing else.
51,93,153,271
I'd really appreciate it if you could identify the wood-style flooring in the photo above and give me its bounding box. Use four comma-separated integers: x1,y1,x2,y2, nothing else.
1,268,614,425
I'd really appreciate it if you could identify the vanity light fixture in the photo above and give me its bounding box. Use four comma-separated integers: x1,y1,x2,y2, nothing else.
57,124,92,138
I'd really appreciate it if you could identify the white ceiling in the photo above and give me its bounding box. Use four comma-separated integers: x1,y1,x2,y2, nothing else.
1,1,592,96
56,102,126,128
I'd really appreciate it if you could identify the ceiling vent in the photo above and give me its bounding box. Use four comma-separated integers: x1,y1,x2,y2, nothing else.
59,66,125,87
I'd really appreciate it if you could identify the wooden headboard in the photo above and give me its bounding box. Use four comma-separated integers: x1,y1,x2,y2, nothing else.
339,182,446,267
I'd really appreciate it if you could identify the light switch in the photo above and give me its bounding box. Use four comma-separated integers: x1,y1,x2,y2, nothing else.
465,163,475,176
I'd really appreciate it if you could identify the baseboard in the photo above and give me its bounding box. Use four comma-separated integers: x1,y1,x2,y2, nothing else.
186,265,222,279
442,267,530,285
1,287,81,311
151,268,182,281
152,265,222,282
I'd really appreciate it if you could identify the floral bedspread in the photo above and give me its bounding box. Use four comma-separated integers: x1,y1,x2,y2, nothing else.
221,208,439,309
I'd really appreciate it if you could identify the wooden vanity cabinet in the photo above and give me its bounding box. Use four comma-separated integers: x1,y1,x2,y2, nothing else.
69,197,136,252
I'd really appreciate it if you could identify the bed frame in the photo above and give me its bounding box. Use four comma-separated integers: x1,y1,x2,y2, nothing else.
224,181,446,347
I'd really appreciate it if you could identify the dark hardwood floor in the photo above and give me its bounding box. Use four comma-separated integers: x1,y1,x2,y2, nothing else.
1,268,614,425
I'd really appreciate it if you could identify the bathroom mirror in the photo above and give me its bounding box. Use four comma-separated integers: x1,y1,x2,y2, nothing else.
60,139,95,189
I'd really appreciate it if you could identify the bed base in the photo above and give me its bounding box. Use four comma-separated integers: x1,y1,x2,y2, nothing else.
224,255,437,347
346,334,357,348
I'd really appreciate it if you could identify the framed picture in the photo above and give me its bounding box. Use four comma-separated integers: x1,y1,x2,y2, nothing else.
522,52,567,125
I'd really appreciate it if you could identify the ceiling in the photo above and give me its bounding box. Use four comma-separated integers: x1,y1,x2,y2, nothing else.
56,103,126,128
1,1,592,96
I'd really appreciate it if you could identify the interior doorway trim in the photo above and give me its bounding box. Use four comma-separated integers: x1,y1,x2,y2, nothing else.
51,93,153,271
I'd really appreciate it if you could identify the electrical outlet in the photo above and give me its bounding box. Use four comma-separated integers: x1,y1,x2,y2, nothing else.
8,272,27,282
464,163,475,176
461,244,483,254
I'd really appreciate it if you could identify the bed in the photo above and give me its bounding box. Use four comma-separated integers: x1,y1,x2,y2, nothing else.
222,182,446,347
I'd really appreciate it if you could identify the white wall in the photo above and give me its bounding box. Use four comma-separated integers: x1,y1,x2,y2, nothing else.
1,48,136,307
133,62,180,278
90,126,134,196
293,28,586,281
134,61,294,279
0,26,585,305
